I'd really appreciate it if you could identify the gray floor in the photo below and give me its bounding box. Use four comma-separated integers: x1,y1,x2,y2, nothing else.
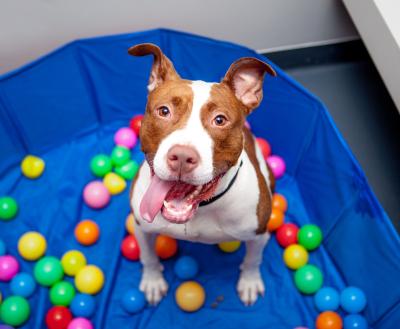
285,61,400,232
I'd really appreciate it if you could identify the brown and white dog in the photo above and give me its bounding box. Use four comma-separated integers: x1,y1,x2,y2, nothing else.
129,43,276,306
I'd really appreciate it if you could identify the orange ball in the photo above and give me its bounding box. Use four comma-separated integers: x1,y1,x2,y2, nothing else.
316,311,343,329
74,220,100,246
267,208,285,232
125,213,135,235
272,193,288,213
155,235,178,259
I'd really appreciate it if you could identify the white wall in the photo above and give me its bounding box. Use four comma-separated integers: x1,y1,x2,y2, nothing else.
0,0,358,74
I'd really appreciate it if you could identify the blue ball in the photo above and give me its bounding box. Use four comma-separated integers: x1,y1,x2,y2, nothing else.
344,314,368,329
340,287,367,313
121,289,146,313
314,286,340,312
10,272,36,298
70,293,96,318
174,256,199,280
0,239,6,256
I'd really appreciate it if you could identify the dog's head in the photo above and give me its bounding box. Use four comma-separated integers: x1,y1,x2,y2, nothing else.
129,43,276,224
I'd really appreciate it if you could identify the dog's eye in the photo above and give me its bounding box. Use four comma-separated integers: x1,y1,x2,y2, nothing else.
213,114,228,126
157,106,171,118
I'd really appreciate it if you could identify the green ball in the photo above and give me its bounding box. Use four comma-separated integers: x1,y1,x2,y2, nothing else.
0,296,30,326
294,264,323,294
0,196,18,221
50,281,76,306
34,256,64,286
90,154,112,177
111,146,131,167
115,160,139,180
298,224,323,250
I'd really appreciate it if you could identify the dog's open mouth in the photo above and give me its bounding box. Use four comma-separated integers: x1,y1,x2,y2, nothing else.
140,174,222,224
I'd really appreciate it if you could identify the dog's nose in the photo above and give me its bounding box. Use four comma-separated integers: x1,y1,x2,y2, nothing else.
167,145,199,175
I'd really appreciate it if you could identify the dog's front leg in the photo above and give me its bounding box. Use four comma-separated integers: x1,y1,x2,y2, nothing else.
237,232,270,306
134,224,168,305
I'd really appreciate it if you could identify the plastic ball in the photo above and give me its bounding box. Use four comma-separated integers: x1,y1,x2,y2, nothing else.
343,314,368,329
0,239,5,256
316,311,343,329
18,231,47,261
111,146,131,167
103,172,126,195
174,256,199,280
121,288,146,313
298,224,323,251
0,255,19,281
114,127,137,149
175,281,205,312
276,223,299,248
121,235,140,261
90,154,112,177
244,120,251,130
283,244,309,270
0,290,2,304
218,241,241,253
340,287,367,314
34,256,64,287
155,235,178,259
256,137,271,159
45,306,73,329
10,272,36,298
272,193,288,212
70,294,95,318
115,160,140,180
0,325,14,329
50,281,76,306
267,208,285,232
294,264,323,294
314,287,340,312
83,181,110,209
61,250,87,276
129,115,144,137
266,155,286,179
0,296,30,326
75,265,104,295
67,317,93,329
74,220,100,246
0,197,18,221
125,213,135,235
21,155,45,179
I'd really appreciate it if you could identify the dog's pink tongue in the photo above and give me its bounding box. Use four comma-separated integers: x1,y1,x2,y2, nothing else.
140,175,175,223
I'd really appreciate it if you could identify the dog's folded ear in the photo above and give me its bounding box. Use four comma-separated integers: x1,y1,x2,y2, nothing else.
222,57,276,114
128,43,180,91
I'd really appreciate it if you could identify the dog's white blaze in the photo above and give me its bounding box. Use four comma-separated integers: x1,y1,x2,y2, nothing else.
153,81,215,185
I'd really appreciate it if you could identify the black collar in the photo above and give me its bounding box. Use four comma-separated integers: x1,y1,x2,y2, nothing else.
199,160,243,207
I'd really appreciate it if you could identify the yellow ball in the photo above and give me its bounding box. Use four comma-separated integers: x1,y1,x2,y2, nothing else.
125,213,135,235
61,250,87,276
75,265,104,295
18,231,47,261
218,241,241,253
175,281,205,312
21,155,45,179
103,172,126,195
283,244,309,270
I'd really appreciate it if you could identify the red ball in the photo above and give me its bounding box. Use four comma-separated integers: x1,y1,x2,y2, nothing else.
256,137,271,159
121,235,140,260
276,223,299,248
45,306,72,329
129,115,144,137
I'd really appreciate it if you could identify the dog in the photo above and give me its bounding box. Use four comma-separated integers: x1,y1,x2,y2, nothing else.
129,43,276,306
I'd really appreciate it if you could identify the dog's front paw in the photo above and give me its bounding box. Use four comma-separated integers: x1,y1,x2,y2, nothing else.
237,271,265,306
139,269,168,305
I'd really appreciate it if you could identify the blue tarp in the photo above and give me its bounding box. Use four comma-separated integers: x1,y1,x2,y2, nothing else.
0,29,399,329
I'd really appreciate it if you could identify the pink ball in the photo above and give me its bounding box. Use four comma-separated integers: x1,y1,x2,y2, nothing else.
83,181,110,209
0,255,19,281
67,318,93,329
114,127,137,149
266,155,286,179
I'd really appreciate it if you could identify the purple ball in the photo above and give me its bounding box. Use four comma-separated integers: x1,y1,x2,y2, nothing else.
266,155,286,179
67,317,93,329
114,127,137,149
0,255,19,281
0,325,15,329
